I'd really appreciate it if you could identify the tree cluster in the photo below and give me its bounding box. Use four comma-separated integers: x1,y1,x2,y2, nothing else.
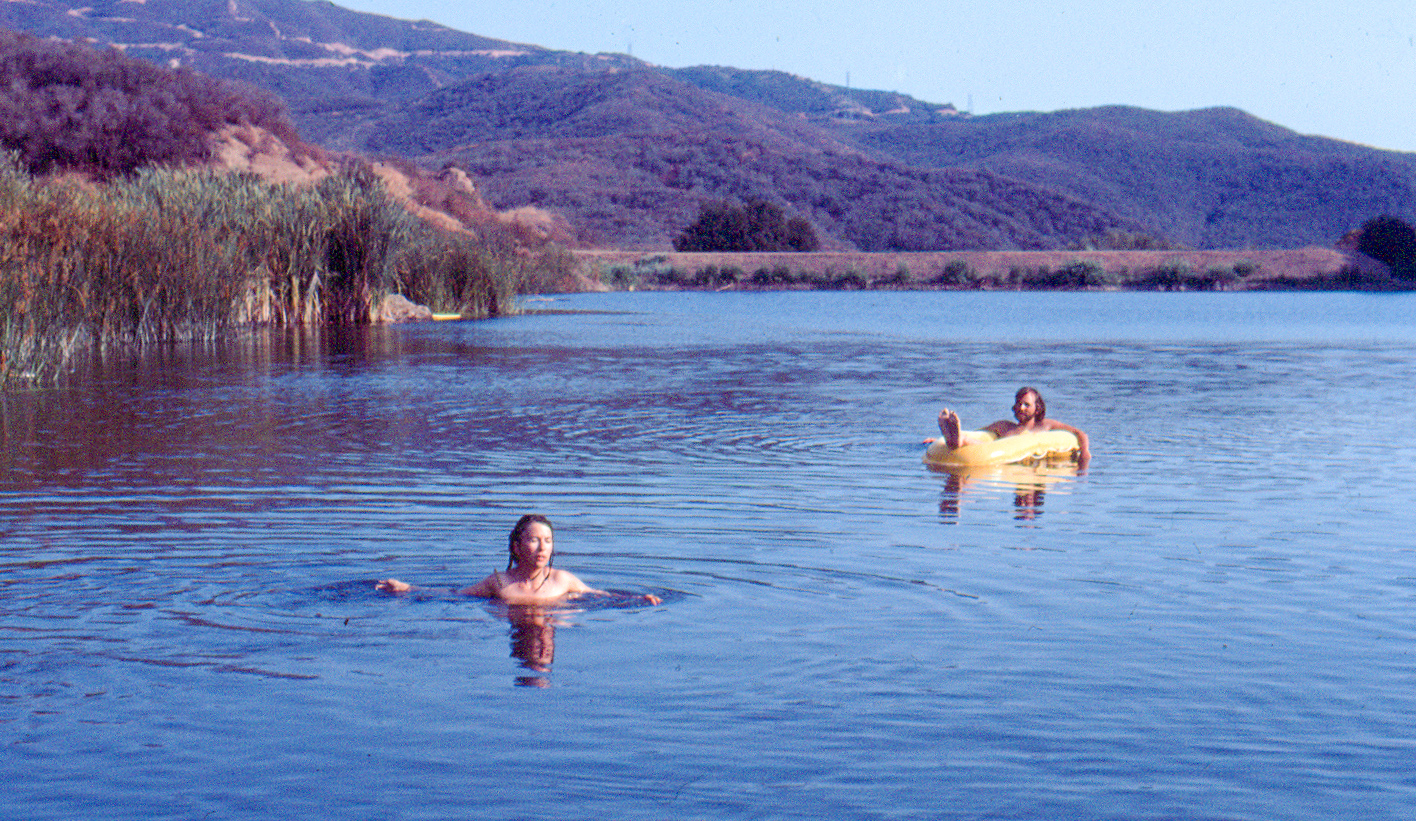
0,28,299,177
672,199,820,252
1355,215,1416,280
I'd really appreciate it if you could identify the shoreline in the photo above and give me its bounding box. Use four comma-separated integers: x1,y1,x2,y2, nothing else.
569,247,1405,291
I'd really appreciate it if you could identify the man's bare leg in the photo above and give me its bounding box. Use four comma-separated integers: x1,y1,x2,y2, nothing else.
937,408,962,450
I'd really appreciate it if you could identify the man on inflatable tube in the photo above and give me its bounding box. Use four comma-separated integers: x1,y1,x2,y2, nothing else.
928,386,1091,468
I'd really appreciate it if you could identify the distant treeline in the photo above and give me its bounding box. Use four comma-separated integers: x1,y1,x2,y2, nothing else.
598,257,1259,292
0,28,298,177
593,245,1410,293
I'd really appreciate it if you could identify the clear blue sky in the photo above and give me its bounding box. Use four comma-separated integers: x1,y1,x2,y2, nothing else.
334,0,1416,153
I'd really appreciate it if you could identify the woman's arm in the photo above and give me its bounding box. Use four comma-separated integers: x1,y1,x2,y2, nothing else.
560,570,605,597
375,578,412,593
459,573,501,598
560,570,661,604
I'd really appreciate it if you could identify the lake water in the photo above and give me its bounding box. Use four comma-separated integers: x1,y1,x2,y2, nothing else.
3,291,1415,820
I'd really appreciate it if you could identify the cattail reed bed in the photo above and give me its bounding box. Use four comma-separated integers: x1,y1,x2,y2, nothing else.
1,156,546,386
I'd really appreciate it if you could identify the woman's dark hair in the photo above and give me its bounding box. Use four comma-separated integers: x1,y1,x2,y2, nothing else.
507,514,554,569
1016,386,1046,421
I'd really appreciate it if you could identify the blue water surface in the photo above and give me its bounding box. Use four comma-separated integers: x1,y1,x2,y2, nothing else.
3,291,1415,820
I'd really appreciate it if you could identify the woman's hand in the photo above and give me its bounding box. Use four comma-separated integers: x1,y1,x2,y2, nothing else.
376,578,412,593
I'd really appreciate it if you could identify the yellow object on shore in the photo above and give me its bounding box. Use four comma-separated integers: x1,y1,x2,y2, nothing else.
923,429,1079,467
431,313,462,321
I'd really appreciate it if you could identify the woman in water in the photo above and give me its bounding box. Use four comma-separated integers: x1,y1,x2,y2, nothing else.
377,514,660,605
933,386,1091,466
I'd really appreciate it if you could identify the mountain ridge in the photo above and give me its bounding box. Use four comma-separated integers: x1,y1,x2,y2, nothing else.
4,0,1413,251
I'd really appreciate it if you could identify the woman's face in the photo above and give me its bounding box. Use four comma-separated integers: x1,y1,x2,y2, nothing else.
513,522,555,569
1013,391,1039,423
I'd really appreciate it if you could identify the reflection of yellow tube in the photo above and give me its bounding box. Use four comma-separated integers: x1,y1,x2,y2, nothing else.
927,460,1078,484
923,429,1079,467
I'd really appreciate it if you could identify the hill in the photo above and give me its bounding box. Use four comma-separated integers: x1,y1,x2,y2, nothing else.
5,0,1414,251
0,26,303,177
354,65,1138,250
826,104,1416,249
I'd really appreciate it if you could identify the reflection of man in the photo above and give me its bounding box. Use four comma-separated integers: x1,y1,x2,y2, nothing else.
934,463,1074,521
1012,486,1045,521
508,605,558,688
938,472,964,522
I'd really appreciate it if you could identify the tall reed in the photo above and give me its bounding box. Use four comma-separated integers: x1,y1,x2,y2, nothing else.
394,232,519,318
0,155,526,386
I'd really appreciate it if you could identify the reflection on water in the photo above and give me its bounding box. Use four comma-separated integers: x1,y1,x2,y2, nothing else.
931,459,1081,523
4,291,1416,821
507,605,558,687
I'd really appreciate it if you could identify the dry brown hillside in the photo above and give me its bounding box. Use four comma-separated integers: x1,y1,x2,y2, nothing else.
208,125,576,250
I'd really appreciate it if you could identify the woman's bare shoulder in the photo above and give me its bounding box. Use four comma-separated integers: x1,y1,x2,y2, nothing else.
555,569,602,595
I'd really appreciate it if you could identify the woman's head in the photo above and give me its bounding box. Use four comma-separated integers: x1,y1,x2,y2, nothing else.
1014,387,1046,422
507,514,554,570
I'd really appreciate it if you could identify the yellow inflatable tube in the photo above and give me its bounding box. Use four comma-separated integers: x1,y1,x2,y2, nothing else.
923,429,1079,467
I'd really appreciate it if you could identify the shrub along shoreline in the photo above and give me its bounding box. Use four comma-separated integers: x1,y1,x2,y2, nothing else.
0,155,558,386
576,248,1406,292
